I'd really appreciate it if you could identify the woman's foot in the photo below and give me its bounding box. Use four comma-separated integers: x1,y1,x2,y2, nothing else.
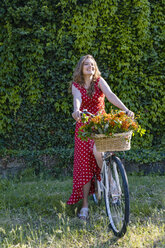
78,207,89,221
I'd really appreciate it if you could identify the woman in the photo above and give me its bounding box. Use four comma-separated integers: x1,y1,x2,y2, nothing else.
67,55,134,220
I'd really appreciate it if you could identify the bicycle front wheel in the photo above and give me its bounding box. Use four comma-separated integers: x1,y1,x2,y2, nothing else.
104,155,129,237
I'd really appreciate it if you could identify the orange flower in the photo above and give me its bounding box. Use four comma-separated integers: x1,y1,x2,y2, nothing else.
78,109,140,141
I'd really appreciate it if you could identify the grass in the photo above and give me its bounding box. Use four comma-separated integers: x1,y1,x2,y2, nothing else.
0,174,164,248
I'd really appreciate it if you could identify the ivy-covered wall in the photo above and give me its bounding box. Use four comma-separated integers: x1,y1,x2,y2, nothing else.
0,0,164,153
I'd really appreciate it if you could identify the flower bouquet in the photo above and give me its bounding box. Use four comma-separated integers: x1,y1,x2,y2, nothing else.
78,109,145,152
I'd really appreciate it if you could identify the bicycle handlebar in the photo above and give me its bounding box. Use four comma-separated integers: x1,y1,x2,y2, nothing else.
81,109,95,117
81,109,128,117
73,109,129,125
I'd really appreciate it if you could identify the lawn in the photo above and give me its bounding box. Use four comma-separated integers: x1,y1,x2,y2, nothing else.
0,174,164,248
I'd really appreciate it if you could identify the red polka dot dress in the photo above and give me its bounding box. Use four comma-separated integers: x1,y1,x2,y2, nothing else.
67,78,105,205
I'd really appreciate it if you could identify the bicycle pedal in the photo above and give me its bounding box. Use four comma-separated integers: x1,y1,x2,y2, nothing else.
112,198,121,206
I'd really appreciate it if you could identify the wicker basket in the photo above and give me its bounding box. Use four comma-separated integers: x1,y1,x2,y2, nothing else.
93,131,132,152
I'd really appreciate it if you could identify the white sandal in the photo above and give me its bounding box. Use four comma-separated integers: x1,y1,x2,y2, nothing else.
78,208,89,221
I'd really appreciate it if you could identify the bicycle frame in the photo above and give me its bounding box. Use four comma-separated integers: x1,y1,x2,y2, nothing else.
99,152,112,192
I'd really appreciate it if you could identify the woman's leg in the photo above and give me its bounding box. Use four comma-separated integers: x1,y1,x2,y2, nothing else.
80,144,103,211
82,180,91,208
93,144,103,169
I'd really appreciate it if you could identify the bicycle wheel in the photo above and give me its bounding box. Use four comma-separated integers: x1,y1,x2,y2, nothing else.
104,155,129,237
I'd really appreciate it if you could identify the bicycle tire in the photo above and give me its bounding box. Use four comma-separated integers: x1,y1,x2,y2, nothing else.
104,155,129,237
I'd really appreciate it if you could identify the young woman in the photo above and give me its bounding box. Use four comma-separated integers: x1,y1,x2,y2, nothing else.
67,54,134,220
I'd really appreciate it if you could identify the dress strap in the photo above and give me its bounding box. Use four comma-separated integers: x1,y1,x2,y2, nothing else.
72,81,78,87
96,77,100,83
95,77,100,85
72,82,81,90
94,77,101,89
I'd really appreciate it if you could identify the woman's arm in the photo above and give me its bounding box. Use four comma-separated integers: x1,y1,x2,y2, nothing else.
99,77,134,117
72,84,82,121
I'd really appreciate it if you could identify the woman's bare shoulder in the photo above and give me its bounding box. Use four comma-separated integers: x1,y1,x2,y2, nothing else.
98,77,106,88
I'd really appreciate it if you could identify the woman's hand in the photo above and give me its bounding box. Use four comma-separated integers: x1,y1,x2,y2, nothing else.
126,109,134,119
72,110,82,122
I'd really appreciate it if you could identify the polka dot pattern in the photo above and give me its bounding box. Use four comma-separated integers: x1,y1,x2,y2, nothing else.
67,78,105,205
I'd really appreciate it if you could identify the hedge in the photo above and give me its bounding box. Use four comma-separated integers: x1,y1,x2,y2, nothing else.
0,0,164,156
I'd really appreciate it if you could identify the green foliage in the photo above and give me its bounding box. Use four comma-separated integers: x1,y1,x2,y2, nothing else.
0,147,74,177
0,0,164,155
125,147,165,164
0,146,164,178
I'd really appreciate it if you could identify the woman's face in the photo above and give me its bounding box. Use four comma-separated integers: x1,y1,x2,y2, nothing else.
82,58,95,76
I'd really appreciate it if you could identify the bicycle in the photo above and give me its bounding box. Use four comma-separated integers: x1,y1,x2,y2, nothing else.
81,109,130,237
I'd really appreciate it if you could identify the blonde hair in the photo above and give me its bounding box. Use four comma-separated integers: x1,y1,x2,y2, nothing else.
72,55,101,97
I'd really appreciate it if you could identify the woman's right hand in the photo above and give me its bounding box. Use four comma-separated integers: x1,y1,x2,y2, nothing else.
72,110,82,122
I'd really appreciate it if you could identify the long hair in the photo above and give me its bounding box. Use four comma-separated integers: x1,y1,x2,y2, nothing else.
72,55,101,97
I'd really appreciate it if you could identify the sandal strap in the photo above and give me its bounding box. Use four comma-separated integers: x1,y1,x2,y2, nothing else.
79,208,89,217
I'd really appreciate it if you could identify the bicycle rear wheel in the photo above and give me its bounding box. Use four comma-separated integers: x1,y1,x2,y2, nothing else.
104,155,129,237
